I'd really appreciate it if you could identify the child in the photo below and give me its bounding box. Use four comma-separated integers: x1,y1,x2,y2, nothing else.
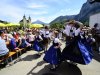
43,31,62,70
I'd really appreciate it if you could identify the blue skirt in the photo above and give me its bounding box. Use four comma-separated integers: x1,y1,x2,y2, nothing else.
43,45,62,65
62,39,93,65
33,40,42,52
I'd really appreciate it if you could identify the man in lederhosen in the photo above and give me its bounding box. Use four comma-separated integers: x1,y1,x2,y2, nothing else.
42,26,50,53
62,20,77,64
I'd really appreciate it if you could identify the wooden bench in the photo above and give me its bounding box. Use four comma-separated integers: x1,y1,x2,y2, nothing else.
12,48,24,58
0,52,16,63
16,48,24,52
0,48,25,65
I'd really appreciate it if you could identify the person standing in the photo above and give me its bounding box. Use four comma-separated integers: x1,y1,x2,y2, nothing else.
64,20,76,46
62,24,93,65
42,26,50,52
43,31,62,70
33,31,43,55
91,23,100,54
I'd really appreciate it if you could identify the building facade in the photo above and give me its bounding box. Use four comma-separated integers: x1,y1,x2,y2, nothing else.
19,15,31,29
89,12,100,28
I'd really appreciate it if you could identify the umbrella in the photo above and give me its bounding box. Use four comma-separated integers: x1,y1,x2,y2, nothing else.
30,24,43,28
0,23,6,27
6,23,20,27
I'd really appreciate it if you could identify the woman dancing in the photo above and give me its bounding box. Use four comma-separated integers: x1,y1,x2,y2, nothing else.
43,31,62,70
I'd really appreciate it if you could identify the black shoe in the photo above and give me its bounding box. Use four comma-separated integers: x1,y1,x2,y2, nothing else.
56,64,60,68
49,67,56,71
68,62,77,66
0,63,7,68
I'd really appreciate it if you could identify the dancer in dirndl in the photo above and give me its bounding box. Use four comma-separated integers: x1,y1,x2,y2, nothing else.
33,31,43,55
43,31,62,70
62,23,93,65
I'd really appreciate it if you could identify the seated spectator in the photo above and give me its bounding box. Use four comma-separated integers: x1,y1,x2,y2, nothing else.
20,33,31,48
14,33,22,49
28,32,35,44
0,30,9,60
7,34,17,51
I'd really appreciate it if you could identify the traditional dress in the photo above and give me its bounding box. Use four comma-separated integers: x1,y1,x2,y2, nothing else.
28,32,35,44
9,38,16,50
42,30,50,45
91,27,100,52
20,38,27,48
62,28,93,65
43,38,62,65
16,37,21,48
33,35,43,52
65,25,76,46
20,35,31,48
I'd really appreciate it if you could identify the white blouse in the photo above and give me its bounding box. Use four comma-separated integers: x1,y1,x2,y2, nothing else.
75,28,81,36
43,30,50,38
54,38,60,43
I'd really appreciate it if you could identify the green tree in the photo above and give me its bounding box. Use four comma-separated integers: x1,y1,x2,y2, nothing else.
50,20,67,29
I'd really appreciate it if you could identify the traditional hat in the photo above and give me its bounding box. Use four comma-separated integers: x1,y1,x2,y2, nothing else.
54,31,59,34
69,20,75,24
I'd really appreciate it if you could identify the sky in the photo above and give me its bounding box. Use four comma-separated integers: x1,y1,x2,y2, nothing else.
0,0,87,23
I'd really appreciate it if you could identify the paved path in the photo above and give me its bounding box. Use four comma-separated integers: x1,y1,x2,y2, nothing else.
0,42,100,75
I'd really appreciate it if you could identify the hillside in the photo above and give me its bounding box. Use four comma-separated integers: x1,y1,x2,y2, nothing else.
50,0,100,24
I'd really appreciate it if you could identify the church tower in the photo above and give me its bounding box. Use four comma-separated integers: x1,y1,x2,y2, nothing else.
19,15,32,29
23,14,27,29
27,16,31,28
28,16,31,23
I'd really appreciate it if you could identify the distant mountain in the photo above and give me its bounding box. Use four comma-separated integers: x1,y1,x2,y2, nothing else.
32,20,47,25
0,20,8,24
76,0,100,22
50,0,100,24
50,15,76,24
